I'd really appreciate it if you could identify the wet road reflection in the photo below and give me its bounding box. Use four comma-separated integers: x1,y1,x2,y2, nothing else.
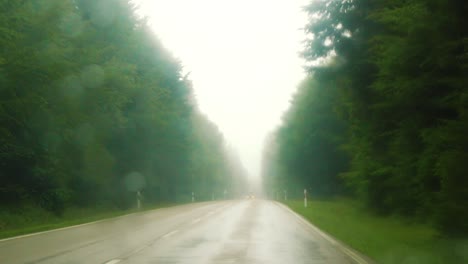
121,200,356,264
0,200,363,264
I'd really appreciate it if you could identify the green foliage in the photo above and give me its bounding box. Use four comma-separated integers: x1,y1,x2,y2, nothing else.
263,0,468,236
262,77,349,198
0,0,247,218
285,199,467,264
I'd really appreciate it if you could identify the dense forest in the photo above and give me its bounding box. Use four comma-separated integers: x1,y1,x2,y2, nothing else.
0,0,247,219
262,0,468,236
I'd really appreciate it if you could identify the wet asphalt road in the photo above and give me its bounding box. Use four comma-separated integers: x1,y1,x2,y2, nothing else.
0,200,368,264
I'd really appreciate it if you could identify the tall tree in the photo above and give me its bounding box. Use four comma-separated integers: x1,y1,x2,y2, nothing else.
262,0,468,236
0,0,247,222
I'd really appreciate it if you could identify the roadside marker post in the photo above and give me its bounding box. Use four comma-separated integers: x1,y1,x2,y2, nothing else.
192,192,195,202
304,189,307,208
137,190,142,209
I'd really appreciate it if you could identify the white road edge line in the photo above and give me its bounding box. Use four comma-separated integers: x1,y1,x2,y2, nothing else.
341,246,368,264
162,230,179,238
0,207,171,243
0,202,222,243
0,219,114,243
104,259,121,264
276,202,370,264
191,218,201,224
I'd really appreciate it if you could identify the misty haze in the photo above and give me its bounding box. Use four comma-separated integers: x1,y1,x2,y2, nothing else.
0,1,467,264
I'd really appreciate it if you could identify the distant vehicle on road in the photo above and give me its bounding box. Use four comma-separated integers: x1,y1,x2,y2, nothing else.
245,194,256,200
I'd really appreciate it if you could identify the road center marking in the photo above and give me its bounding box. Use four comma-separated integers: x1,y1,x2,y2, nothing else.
104,259,121,264
129,245,147,256
162,230,178,238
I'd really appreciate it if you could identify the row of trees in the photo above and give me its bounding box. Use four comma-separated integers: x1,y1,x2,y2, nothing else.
262,0,468,236
0,0,247,216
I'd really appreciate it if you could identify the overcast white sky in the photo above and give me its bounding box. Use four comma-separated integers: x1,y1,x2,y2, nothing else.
136,0,309,181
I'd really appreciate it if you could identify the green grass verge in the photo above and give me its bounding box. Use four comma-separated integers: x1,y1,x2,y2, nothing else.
285,199,468,264
0,203,175,240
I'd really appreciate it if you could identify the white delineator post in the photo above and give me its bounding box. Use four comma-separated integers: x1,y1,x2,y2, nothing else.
304,189,308,208
137,190,141,209
192,192,195,202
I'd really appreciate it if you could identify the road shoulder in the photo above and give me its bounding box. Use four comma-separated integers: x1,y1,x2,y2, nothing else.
275,201,375,264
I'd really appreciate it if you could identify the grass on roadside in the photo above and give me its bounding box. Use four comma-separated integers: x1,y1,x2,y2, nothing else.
0,203,174,240
285,199,468,264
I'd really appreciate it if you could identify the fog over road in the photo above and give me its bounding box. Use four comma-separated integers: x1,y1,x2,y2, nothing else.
0,200,369,264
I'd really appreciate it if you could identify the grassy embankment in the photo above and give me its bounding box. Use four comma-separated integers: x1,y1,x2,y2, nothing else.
0,203,174,240
285,199,467,264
